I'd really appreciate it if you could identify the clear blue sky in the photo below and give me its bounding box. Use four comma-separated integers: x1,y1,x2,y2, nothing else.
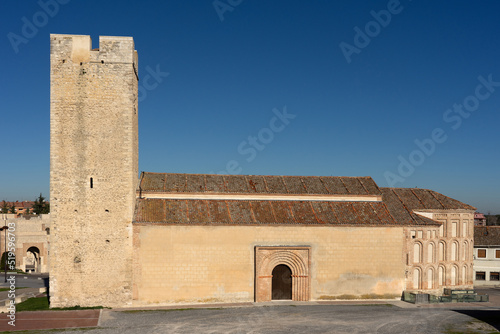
1,1,500,213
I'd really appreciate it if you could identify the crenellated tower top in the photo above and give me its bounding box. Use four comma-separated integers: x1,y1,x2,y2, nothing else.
50,34,138,74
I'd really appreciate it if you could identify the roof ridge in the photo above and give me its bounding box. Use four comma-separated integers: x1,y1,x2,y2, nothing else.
380,187,433,191
147,171,375,179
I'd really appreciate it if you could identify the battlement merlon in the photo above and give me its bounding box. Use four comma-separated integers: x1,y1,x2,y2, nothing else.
50,34,138,73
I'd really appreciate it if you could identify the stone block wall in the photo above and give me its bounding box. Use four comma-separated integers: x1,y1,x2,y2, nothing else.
404,210,475,293
132,224,406,305
49,34,138,307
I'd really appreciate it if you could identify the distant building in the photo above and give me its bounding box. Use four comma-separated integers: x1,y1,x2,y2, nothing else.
0,201,35,215
1,214,50,273
474,212,486,226
473,226,500,286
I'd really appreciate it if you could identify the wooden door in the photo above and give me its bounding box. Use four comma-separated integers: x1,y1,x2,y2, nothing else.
272,265,292,300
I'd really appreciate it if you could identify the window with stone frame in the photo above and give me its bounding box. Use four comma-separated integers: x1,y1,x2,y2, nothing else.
490,272,500,281
496,250,500,258
477,249,486,258
476,271,486,280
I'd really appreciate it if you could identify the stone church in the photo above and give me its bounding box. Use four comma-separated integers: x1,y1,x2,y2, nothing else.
49,34,476,308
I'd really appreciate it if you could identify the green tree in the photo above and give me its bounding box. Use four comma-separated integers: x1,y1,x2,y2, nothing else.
0,252,15,271
1,201,8,214
486,214,498,226
0,252,6,271
32,194,50,215
9,205,16,214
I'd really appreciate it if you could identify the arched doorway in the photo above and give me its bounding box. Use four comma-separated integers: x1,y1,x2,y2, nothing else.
255,246,310,302
26,246,40,273
272,265,292,300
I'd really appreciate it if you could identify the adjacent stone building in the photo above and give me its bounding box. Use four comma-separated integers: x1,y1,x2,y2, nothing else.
49,34,476,308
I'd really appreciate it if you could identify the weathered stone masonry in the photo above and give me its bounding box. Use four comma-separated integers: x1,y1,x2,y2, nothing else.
49,34,138,307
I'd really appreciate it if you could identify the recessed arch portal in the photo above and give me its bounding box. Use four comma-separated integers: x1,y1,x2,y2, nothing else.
255,246,310,302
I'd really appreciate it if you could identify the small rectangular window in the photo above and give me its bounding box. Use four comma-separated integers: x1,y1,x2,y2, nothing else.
490,272,500,281
478,249,486,258
476,271,486,280
496,250,500,258
90,177,93,189
417,231,423,238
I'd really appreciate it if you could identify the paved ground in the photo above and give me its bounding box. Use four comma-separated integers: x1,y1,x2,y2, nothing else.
19,302,500,334
0,287,498,333
0,309,100,332
0,274,48,290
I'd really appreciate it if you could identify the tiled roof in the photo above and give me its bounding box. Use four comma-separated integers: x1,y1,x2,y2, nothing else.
1,201,35,208
134,197,441,226
474,226,500,246
139,172,381,196
135,198,411,225
133,173,472,227
380,188,476,211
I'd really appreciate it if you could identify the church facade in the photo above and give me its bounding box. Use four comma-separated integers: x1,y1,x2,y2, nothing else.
49,34,475,308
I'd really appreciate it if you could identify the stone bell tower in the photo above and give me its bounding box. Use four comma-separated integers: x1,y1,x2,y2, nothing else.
49,34,138,307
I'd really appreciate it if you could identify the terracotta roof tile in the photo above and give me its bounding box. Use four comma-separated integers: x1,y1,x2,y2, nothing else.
223,175,249,193
139,172,381,196
269,201,296,224
164,174,186,192
263,176,288,194
249,201,275,223
135,173,471,227
310,202,339,224
381,188,475,211
340,178,365,195
474,226,500,246
302,177,329,194
246,175,268,193
380,188,475,227
204,174,226,193
134,198,414,226
284,177,307,194
209,200,230,222
320,177,348,194
185,174,206,192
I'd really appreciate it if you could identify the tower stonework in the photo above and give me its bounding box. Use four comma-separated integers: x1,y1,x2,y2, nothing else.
50,34,138,307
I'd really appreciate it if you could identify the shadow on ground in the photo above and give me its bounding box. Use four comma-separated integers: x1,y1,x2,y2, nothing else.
453,310,500,331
